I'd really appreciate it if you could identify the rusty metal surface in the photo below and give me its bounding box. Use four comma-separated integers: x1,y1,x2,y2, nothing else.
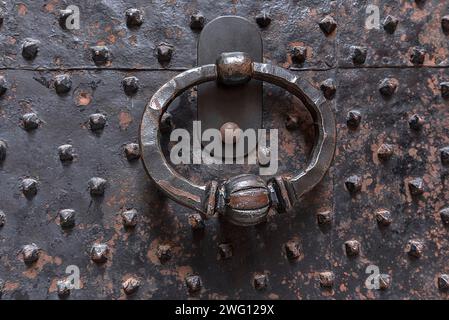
0,0,449,300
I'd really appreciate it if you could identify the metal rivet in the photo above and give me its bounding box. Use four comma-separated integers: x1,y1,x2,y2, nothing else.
22,38,40,60
157,43,173,63
317,210,332,225
438,274,449,291
190,12,205,30
21,112,40,131
90,46,111,65
21,178,38,198
21,243,40,264
377,143,394,160
185,275,202,294
408,114,424,130
319,15,337,35
383,15,399,34
255,11,271,28
0,210,5,227
220,122,241,144
442,16,449,34
57,279,71,298
125,8,144,28
344,240,360,257
122,277,141,295
156,244,172,262
58,144,75,162
58,9,74,29
122,76,139,96
406,239,423,258
346,110,361,129
410,47,426,65
320,78,336,100
0,140,7,162
378,274,391,290
258,146,271,167
88,177,107,196
440,147,449,165
291,45,307,64
379,78,398,97
440,82,449,99
375,209,392,227
285,114,300,130
218,243,233,259
54,74,72,94
188,213,205,231
89,113,106,131
0,75,7,96
284,239,301,260
350,46,367,65
253,273,268,290
90,243,109,263
59,209,75,229
408,178,424,196
160,112,174,134
121,208,138,228
319,271,335,288
440,208,449,225
345,175,362,194
124,143,141,161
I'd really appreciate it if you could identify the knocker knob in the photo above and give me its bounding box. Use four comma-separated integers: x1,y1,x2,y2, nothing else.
217,174,272,226
216,52,253,86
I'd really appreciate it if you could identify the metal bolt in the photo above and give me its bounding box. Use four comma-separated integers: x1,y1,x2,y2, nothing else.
57,279,71,298
21,178,38,198
88,177,107,196
258,146,271,167
124,143,141,161
442,15,449,34
255,11,271,28
383,15,399,34
156,244,172,262
319,15,337,35
440,147,449,165
253,273,268,290
0,75,7,96
190,12,205,30
59,209,75,229
285,114,300,130
408,178,424,196
345,175,362,194
90,46,111,65
438,274,449,291
406,239,423,258
90,243,109,263
21,243,40,264
377,143,394,160
160,112,173,134
188,213,205,231
122,277,141,295
218,243,233,259
185,275,202,294
319,271,335,288
320,78,336,100
379,78,398,97
220,122,241,144
317,210,332,225
440,208,449,225
350,46,367,65
58,144,75,162
410,47,426,65
291,45,307,64
284,239,301,260
58,9,74,29
21,113,40,131
122,76,139,96
125,8,144,28
408,114,424,130
440,82,449,99
378,274,391,290
89,113,107,131
346,110,361,129
157,43,173,63
0,140,7,162
344,240,360,257
375,209,392,227
0,210,5,227
121,208,138,228
22,38,40,60
54,74,72,94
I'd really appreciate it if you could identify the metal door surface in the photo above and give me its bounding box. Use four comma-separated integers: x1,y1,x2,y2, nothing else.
0,0,449,300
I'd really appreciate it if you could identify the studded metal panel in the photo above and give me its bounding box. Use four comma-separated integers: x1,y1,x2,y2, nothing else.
0,0,449,300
